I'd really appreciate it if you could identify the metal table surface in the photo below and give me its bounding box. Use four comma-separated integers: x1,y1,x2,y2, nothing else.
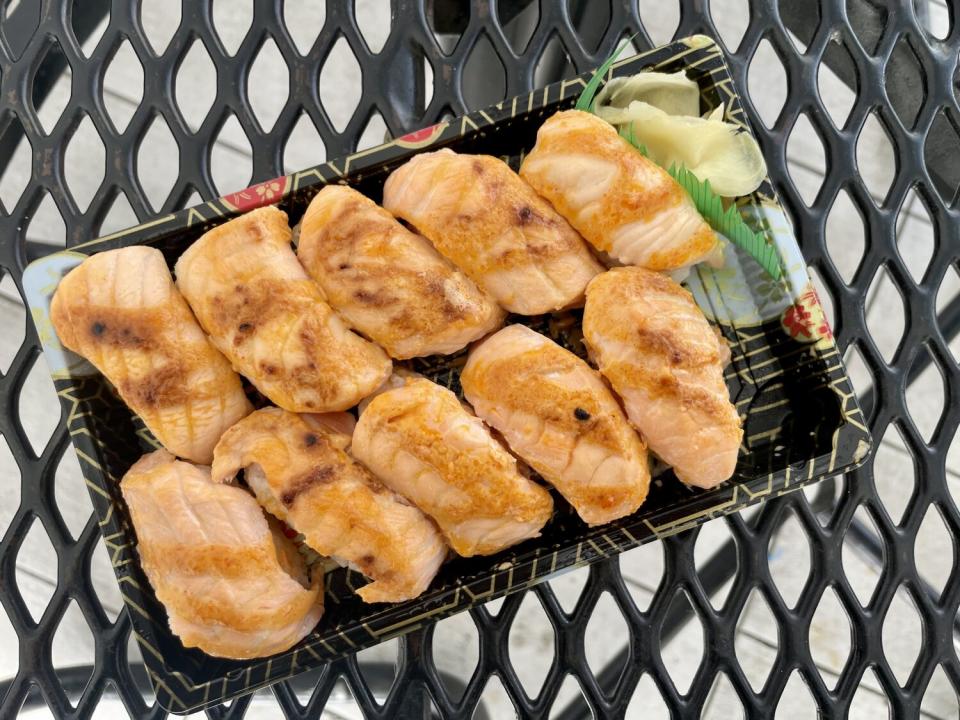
0,0,958,717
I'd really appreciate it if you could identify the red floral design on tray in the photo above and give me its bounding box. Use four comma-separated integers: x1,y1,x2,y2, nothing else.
395,122,448,149
221,175,290,212
781,285,834,345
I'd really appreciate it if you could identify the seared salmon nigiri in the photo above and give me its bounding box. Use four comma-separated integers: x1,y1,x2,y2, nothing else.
351,376,554,556
50,246,252,464
582,267,742,488
120,449,324,659
520,110,719,272
461,324,650,524
175,206,391,412
382,149,603,314
212,407,447,603
298,185,504,358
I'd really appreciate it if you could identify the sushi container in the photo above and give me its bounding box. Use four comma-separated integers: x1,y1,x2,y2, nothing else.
23,35,871,714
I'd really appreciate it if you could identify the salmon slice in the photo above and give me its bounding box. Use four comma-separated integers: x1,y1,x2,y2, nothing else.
351,376,554,556
120,449,324,659
519,110,719,272
382,149,603,314
175,206,392,412
50,246,252,464
461,324,650,524
211,407,448,603
298,185,504,358
582,267,742,488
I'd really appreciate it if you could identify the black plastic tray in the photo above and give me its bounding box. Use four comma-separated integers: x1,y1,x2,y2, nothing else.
23,35,871,714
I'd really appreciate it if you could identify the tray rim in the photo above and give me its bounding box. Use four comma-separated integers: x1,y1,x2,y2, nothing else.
22,33,873,714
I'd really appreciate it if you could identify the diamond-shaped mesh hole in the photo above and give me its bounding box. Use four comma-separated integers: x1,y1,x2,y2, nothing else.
289,665,327,709
422,51,435,109
534,34,576,89
702,671,743,719
748,39,787,129
26,190,65,248
809,586,852,687
787,114,826,206
18,354,60,456
72,0,109,58
54,447,90,541
137,115,179,211
547,675,587,718
176,40,217,133
15,518,58,622
905,347,946,443
843,343,873,405
619,539,664,611
865,267,905,364
51,600,95,707
0,598,16,689
886,36,926,131
636,0,679,47
427,0,466,54
857,112,897,204
509,592,556,699
694,519,736,610
566,0,609,53
102,40,143,134
496,0,538,55
825,189,865,284
357,110,389,151
660,589,704,695
64,114,105,213
778,0,818,52
848,668,890,717
846,0,886,55
817,40,857,130
477,675,513,719
99,191,138,236
432,612,478,703
140,0,179,56
919,1,952,41
924,109,960,205
0,434,19,540
882,585,923,687
356,0,390,54
735,589,778,692
626,674,670,719
319,37,362,133
354,636,398,699
843,504,883,606
0,273,25,375
482,595,505,617
90,538,123,622
32,40,71,135
921,664,957,718
585,591,629,685
937,263,960,363
212,0,252,56
1,0,39,61
775,670,816,718
284,0,325,55
549,565,588,614
768,507,810,608
465,33,509,109
284,113,326,174
211,115,252,195
897,187,935,284
710,0,749,52
248,37,288,132
0,115,31,213
915,503,953,599
874,424,915,525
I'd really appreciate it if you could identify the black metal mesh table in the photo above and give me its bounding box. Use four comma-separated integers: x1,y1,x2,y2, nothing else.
1,0,959,717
